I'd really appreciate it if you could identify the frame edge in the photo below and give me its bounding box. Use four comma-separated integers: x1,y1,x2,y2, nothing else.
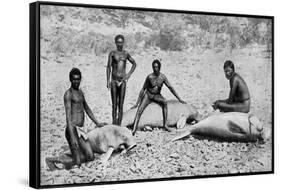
29,1,40,189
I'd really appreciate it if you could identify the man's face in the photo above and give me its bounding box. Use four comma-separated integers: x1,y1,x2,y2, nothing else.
152,63,160,75
115,38,124,50
71,74,81,90
224,66,234,79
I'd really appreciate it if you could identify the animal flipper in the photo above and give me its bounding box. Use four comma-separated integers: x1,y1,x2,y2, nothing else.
171,130,192,142
177,114,187,129
228,121,247,135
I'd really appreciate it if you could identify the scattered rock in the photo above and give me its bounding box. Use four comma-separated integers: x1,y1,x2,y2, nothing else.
166,158,173,162
203,155,211,161
176,167,185,173
229,169,239,174
147,163,153,169
166,171,174,176
233,156,241,162
144,126,153,131
170,153,180,159
65,178,74,184
240,145,248,152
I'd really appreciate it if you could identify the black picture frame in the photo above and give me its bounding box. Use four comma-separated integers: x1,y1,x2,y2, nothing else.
30,1,274,188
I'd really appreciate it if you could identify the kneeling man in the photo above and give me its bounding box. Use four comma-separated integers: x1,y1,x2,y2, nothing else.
64,68,105,167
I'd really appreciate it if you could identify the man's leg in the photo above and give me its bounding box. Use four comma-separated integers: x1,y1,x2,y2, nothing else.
110,81,118,124
153,94,173,132
219,99,250,113
117,81,126,125
45,153,76,171
132,93,151,135
65,127,82,166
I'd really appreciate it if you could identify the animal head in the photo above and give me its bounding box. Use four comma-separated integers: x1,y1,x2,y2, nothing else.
118,127,137,151
249,115,270,143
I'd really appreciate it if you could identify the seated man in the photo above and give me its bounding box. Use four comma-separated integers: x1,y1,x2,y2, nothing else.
63,68,106,167
131,59,186,135
213,60,250,113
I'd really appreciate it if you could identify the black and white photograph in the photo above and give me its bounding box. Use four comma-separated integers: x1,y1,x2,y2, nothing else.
30,1,273,188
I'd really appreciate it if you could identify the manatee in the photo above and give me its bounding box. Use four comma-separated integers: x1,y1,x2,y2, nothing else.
121,100,199,130
45,125,136,170
171,112,270,143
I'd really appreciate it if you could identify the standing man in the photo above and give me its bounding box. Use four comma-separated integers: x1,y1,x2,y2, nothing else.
213,60,251,113
106,35,137,125
131,59,186,135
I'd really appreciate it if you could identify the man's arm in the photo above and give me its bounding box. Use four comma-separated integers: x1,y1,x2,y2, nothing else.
64,91,79,148
164,75,186,103
227,78,239,103
132,76,148,108
106,52,113,89
125,52,137,80
82,91,103,127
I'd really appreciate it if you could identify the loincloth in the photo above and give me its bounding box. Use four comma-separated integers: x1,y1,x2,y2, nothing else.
75,126,88,140
111,79,125,87
146,91,164,101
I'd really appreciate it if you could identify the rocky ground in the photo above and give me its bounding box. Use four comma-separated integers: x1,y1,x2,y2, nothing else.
40,47,272,186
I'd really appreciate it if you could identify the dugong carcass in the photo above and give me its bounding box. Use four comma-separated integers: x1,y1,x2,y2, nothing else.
45,125,136,170
172,112,270,143
121,100,199,130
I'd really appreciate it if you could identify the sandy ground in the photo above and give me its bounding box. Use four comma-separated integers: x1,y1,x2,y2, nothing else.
40,46,272,185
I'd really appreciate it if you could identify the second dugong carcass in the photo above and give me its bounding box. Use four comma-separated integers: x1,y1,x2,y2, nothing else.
45,124,136,170
121,100,199,130
171,112,270,143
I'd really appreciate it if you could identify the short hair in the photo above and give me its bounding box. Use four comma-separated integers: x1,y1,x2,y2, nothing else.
115,34,124,42
152,59,161,68
223,60,235,70
69,68,81,81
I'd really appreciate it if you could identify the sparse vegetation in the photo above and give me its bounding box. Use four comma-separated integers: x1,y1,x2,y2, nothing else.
40,5,272,56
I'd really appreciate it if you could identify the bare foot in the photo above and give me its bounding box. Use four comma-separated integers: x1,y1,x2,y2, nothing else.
164,126,175,132
132,130,136,136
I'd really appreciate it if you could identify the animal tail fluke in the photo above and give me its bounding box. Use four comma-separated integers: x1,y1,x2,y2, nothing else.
171,130,192,142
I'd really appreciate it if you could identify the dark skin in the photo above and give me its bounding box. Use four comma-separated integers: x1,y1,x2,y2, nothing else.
131,62,186,135
106,37,136,125
64,74,105,167
213,66,250,113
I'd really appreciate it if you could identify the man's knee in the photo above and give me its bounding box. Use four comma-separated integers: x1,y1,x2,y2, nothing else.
85,151,94,161
112,104,118,111
241,105,250,113
118,106,123,112
161,100,167,107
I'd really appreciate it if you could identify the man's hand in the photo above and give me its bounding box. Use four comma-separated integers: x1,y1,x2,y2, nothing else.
179,99,186,104
97,122,107,127
212,100,220,110
106,81,111,90
124,74,131,82
132,130,136,136
130,104,138,109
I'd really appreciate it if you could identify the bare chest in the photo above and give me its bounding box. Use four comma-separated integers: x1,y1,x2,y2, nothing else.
112,52,127,63
148,76,164,87
71,92,84,104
